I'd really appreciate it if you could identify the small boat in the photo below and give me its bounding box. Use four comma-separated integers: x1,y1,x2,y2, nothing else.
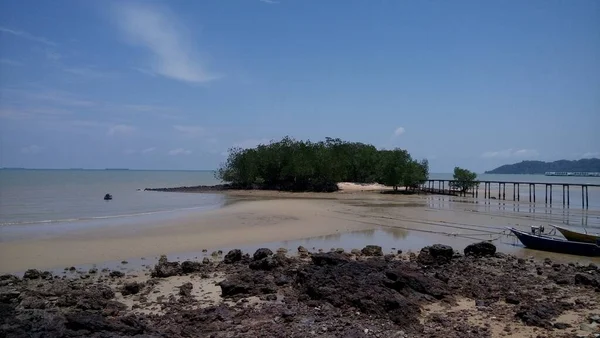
104,193,113,201
549,224,600,244
507,227,600,257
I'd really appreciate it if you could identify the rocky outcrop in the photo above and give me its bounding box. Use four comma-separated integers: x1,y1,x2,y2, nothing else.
361,245,383,256
464,242,496,257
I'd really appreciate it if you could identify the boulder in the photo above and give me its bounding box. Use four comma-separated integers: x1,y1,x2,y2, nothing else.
23,269,42,280
253,248,273,261
417,244,453,265
181,261,203,273
464,242,497,257
223,249,243,264
311,253,350,266
109,271,125,278
361,245,383,256
122,282,143,296
179,282,193,297
151,255,182,278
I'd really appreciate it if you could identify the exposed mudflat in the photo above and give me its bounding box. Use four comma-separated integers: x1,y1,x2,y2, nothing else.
2,243,600,338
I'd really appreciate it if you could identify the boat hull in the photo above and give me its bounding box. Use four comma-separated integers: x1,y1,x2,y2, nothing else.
509,228,600,257
551,225,600,244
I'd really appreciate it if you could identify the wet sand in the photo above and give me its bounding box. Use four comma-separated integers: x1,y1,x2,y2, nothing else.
1,190,600,273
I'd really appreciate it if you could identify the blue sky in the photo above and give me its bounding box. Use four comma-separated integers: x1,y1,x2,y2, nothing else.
0,0,598,172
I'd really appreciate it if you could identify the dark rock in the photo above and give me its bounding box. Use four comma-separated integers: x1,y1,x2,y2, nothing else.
249,254,290,271
464,242,496,257
298,246,309,257
151,255,182,278
397,249,403,255
311,253,349,266
505,294,520,304
23,269,42,280
385,269,449,299
361,245,383,256
265,294,277,301
181,260,203,273
224,249,243,264
122,282,143,296
516,301,573,328
202,257,211,264
109,271,125,278
179,282,193,297
88,268,98,274
219,271,276,298
253,248,273,261
553,322,571,329
575,273,599,287
69,266,76,271
417,244,454,265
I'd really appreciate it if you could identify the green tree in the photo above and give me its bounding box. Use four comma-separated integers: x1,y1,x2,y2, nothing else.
452,167,478,193
403,159,429,190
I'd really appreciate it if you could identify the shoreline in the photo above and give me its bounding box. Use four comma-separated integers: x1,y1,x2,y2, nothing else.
2,243,600,337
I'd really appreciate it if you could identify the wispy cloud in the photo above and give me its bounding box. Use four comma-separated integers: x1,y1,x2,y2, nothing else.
2,89,96,107
0,27,56,46
393,127,405,137
0,59,22,66
63,67,118,79
113,3,219,83
142,147,156,154
481,148,539,159
173,125,205,136
168,148,192,155
107,124,136,136
21,145,42,154
260,0,280,4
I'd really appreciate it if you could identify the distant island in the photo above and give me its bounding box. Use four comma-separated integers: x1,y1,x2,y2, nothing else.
485,158,600,175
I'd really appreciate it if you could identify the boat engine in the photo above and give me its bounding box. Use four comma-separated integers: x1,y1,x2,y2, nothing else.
530,225,545,235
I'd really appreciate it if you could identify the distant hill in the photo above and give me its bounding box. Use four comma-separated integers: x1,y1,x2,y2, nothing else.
485,159,600,174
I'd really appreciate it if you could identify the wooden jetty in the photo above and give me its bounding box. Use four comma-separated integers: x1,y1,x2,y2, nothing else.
419,179,598,209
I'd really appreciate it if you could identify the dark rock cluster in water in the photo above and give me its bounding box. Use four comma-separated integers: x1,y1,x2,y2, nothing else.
1,242,600,338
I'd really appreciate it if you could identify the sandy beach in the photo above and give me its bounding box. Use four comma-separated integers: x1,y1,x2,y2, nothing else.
2,188,600,273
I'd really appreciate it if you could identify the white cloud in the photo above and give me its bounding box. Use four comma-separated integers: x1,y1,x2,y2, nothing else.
168,148,192,155
233,138,270,149
63,67,118,79
173,125,204,136
581,152,600,159
481,148,539,159
260,0,280,4
113,3,218,83
142,147,156,154
0,26,56,46
393,127,405,137
21,145,42,154
107,124,136,136
0,59,22,66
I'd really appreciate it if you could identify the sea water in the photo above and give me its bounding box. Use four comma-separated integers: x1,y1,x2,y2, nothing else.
0,169,224,227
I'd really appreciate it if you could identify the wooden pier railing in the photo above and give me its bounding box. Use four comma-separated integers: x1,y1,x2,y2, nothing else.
419,180,598,209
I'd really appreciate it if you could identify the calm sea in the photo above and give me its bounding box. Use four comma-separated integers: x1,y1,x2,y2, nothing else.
1,170,598,227
0,169,223,226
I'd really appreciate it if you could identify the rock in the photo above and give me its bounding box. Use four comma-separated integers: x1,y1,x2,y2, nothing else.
121,260,128,265
249,254,289,271
181,261,203,273
224,249,243,264
276,248,288,255
417,244,454,265
505,294,520,305
397,250,403,255
590,314,600,323
553,322,571,329
575,273,599,287
282,310,296,322
335,248,345,254
385,269,449,299
580,322,598,332
151,255,182,278
517,258,526,265
589,263,598,270
464,242,497,257
298,246,309,255
179,282,193,297
202,257,211,264
88,268,98,274
69,266,76,271
109,271,125,278
211,251,219,257
311,253,350,266
351,249,362,256
122,282,143,296
361,245,383,256
265,294,277,301
23,269,42,280
253,248,273,261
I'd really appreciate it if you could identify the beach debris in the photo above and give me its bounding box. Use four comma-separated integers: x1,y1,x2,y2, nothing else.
464,241,497,257
253,248,273,261
361,245,383,256
223,249,243,264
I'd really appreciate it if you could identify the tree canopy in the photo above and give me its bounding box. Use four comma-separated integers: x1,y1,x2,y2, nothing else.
451,167,478,192
216,136,429,192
